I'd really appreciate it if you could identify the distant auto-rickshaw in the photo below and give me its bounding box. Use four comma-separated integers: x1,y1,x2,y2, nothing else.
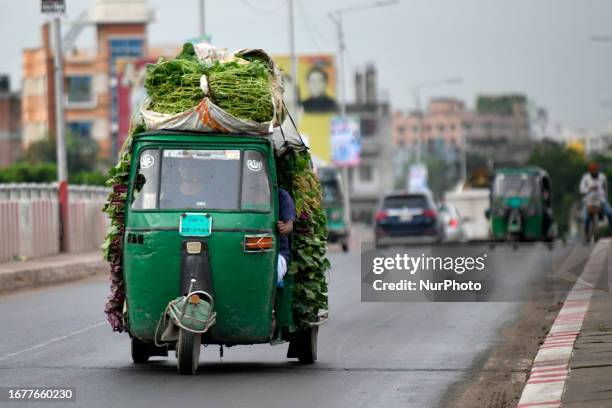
487,167,557,243
317,166,350,252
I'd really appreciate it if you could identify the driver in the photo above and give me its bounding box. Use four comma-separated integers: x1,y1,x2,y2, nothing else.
277,188,296,288
579,162,612,234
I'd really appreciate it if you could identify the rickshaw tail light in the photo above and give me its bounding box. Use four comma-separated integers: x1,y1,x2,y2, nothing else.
243,234,274,252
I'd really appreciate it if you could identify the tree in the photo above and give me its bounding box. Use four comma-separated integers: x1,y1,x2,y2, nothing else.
24,133,100,174
528,143,587,236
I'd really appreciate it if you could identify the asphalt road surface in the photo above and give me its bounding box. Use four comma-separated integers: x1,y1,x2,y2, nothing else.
0,231,581,408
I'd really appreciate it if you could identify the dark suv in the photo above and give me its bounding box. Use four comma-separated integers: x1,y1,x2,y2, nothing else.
374,192,442,247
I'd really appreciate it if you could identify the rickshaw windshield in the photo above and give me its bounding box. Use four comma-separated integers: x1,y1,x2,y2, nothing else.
321,180,342,205
493,173,537,198
131,149,271,211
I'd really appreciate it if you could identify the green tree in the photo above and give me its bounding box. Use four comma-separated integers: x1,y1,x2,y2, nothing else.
0,163,57,183
24,133,100,174
528,142,587,236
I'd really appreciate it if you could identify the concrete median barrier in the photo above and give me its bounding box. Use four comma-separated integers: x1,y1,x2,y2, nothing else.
0,252,108,293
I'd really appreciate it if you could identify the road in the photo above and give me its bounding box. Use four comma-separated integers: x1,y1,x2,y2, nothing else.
0,230,581,408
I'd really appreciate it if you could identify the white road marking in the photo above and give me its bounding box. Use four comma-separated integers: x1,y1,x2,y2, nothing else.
0,321,105,362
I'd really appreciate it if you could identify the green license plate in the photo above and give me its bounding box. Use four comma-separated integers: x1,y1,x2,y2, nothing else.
180,213,212,237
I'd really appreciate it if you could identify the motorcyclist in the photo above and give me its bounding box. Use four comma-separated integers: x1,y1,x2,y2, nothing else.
579,162,612,235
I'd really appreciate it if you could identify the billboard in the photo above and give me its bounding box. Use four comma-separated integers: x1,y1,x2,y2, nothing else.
274,54,337,163
331,116,361,167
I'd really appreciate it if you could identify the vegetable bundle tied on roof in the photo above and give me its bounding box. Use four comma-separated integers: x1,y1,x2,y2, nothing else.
143,45,275,123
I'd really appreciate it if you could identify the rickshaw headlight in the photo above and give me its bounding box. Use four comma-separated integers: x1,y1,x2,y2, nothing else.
330,210,342,221
243,234,274,252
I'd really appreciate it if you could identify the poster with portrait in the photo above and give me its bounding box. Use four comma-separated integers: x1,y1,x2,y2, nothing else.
274,54,337,163
331,116,361,167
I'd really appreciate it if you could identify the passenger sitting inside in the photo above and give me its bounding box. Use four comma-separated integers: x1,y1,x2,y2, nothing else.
277,188,296,287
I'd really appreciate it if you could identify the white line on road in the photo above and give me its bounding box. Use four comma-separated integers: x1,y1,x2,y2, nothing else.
0,321,105,362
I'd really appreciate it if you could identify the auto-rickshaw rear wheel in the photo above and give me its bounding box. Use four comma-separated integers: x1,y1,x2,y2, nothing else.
287,326,318,364
131,337,151,364
177,330,201,375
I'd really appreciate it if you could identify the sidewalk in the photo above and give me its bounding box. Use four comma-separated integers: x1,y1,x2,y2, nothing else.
0,251,108,293
517,240,612,408
562,262,612,407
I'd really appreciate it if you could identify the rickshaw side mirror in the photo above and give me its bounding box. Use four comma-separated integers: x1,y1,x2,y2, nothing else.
484,209,491,219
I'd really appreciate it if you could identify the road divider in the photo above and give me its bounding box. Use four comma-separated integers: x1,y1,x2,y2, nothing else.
517,239,610,408
0,251,108,293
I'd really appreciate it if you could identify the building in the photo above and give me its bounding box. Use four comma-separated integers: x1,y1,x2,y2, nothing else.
393,94,534,166
0,75,22,167
393,98,465,149
21,0,155,160
347,65,394,221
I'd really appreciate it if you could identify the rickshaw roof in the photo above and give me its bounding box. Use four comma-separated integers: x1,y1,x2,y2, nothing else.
494,166,549,178
132,130,273,145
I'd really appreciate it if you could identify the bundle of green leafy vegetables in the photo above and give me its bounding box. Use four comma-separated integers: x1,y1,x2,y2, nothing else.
102,123,144,332
143,43,274,123
277,151,330,327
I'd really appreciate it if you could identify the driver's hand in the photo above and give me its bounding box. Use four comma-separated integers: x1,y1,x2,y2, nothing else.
277,220,293,235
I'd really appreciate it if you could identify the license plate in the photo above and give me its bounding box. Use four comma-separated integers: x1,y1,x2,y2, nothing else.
400,212,413,222
180,213,212,237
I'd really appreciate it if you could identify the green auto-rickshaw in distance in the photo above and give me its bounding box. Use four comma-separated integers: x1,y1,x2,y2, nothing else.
318,166,350,252
123,130,319,374
488,166,557,243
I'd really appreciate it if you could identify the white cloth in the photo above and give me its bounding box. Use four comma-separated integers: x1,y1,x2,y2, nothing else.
277,254,287,283
580,172,608,204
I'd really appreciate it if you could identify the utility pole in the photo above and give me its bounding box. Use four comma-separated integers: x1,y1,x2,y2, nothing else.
52,16,68,184
199,0,206,39
43,0,69,252
330,12,346,117
329,0,398,224
288,0,299,119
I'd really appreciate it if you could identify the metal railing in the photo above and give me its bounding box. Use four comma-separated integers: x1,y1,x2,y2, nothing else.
0,183,110,262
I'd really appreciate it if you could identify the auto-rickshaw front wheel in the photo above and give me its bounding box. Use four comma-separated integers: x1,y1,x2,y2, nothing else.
177,330,201,375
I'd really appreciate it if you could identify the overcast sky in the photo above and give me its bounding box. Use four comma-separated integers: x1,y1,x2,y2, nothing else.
1,0,612,131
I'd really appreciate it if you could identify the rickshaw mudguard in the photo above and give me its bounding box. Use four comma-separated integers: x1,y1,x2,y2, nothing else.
273,273,296,341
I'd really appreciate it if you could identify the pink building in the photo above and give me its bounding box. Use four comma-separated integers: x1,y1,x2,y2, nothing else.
393,96,532,164
393,98,465,148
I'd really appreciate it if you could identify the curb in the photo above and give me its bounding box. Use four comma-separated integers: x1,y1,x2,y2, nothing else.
0,256,108,293
517,239,609,408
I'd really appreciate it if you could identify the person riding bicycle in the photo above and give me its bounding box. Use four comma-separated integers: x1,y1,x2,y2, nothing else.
579,162,612,235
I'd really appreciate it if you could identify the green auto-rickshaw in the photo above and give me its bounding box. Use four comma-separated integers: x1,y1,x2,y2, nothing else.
123,130,320,374
318,166,350,252
488,166,557,243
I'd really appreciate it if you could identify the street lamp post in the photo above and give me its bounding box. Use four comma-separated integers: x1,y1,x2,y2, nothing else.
288,0,299,119
42,0,69,252
198,0,206,39
328,0,398,222
329,0,398,119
